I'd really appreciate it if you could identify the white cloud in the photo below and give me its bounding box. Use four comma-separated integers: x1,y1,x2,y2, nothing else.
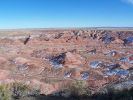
122,0,133,5
127,0,133,4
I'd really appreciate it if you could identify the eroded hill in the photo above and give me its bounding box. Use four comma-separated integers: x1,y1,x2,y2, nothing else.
0,29,133,96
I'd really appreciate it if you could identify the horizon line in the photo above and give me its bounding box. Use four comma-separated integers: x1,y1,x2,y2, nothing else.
0,26,133,30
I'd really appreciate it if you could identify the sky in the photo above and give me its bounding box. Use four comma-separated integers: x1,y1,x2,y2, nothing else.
0,0,133,29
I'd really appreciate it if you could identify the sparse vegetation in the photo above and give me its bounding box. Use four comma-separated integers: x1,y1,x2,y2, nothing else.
0,82,40,100
60,80,92,97
68,81,91,96
11,82,31,99
1,81,133,100
0,84,11,100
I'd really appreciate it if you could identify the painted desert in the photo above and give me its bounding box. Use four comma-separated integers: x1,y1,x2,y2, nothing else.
0,28,133,99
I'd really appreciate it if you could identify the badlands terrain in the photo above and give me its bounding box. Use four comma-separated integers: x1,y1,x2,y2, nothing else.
0,28,133,96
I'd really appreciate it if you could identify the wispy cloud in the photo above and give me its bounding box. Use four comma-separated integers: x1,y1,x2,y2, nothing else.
122,0,133,5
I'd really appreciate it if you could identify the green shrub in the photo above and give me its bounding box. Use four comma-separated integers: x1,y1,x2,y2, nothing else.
0,82,40,100
0,84,11,100
11,82,31,99
61,80,91,96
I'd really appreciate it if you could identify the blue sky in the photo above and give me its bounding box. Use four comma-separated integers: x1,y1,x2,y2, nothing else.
0,0,133,29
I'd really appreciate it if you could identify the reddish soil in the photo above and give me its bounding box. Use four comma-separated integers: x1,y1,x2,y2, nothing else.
0,29,132,94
